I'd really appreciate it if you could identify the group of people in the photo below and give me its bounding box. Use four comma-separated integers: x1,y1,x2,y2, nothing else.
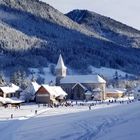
9,98,137,119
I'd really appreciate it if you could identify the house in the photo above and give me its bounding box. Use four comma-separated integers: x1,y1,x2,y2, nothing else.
0,83,21,98
105,88,126,99
36,85,67,104
0,83,23,106
55,54,106,101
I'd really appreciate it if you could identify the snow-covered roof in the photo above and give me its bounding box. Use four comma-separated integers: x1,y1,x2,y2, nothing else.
60,75,106,84
53,86,67,97
42,85,56,96
0,97,24,104
41,85,67,97
31,82,40,92
106,88,126,94
0,84,21,94
56,54,67,69
72,83,87,90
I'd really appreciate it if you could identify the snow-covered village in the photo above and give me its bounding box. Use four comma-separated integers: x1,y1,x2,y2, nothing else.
0,54,140,140
0,0,140,140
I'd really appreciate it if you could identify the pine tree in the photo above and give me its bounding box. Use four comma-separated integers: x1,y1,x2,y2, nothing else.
49,64,55,75
113,71,119,88
10,70,29,89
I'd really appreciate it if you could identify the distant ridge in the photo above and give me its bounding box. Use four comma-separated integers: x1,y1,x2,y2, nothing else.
67,9,140,48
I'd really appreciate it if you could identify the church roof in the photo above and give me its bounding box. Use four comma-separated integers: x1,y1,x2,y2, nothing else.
56,54,67,69
60,75,106,84
72,83,87,90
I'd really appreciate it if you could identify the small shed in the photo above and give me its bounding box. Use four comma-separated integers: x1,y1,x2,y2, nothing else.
105,88,126,99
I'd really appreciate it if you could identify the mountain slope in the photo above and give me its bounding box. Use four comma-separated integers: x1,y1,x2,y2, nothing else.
0,0,105,39
0,0,140,74
0,21,43,51
66,10,140,48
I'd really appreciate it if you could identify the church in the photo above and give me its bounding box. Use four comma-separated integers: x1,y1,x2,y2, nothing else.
55,54,106,101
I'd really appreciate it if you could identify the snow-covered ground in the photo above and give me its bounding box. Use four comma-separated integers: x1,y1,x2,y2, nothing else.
0,96,134,120
0,102,120,120
0,104,48,120
91,66,131,79
0,100,140,140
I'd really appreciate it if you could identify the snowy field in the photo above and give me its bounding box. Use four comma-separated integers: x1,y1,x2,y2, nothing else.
0,100,140,140
0,102,119,120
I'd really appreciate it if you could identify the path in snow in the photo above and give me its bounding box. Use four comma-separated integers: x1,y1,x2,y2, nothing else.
0,102,140,140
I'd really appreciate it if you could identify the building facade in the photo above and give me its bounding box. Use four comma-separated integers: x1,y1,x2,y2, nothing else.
55,54,106,101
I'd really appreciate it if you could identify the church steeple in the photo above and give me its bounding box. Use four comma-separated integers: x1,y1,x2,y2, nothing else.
55,54,67,85
56,54,67,70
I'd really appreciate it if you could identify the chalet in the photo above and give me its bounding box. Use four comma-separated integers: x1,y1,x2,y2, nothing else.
36,85,67,104
105,88,126,99
55,54,106,101
0,83,21,98
0,83,23,106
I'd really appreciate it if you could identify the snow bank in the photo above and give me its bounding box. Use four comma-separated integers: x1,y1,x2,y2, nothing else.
0,97,24,104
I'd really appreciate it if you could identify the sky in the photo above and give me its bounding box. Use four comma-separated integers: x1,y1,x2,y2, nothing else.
42,0,140,30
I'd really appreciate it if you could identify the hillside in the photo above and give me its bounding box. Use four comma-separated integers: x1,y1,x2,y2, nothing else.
0,0,140,74
0,0,102,38
0,21,43,51
66,10,140,48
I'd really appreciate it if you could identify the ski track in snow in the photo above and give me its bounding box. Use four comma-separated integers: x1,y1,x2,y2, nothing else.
59,116,120,140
